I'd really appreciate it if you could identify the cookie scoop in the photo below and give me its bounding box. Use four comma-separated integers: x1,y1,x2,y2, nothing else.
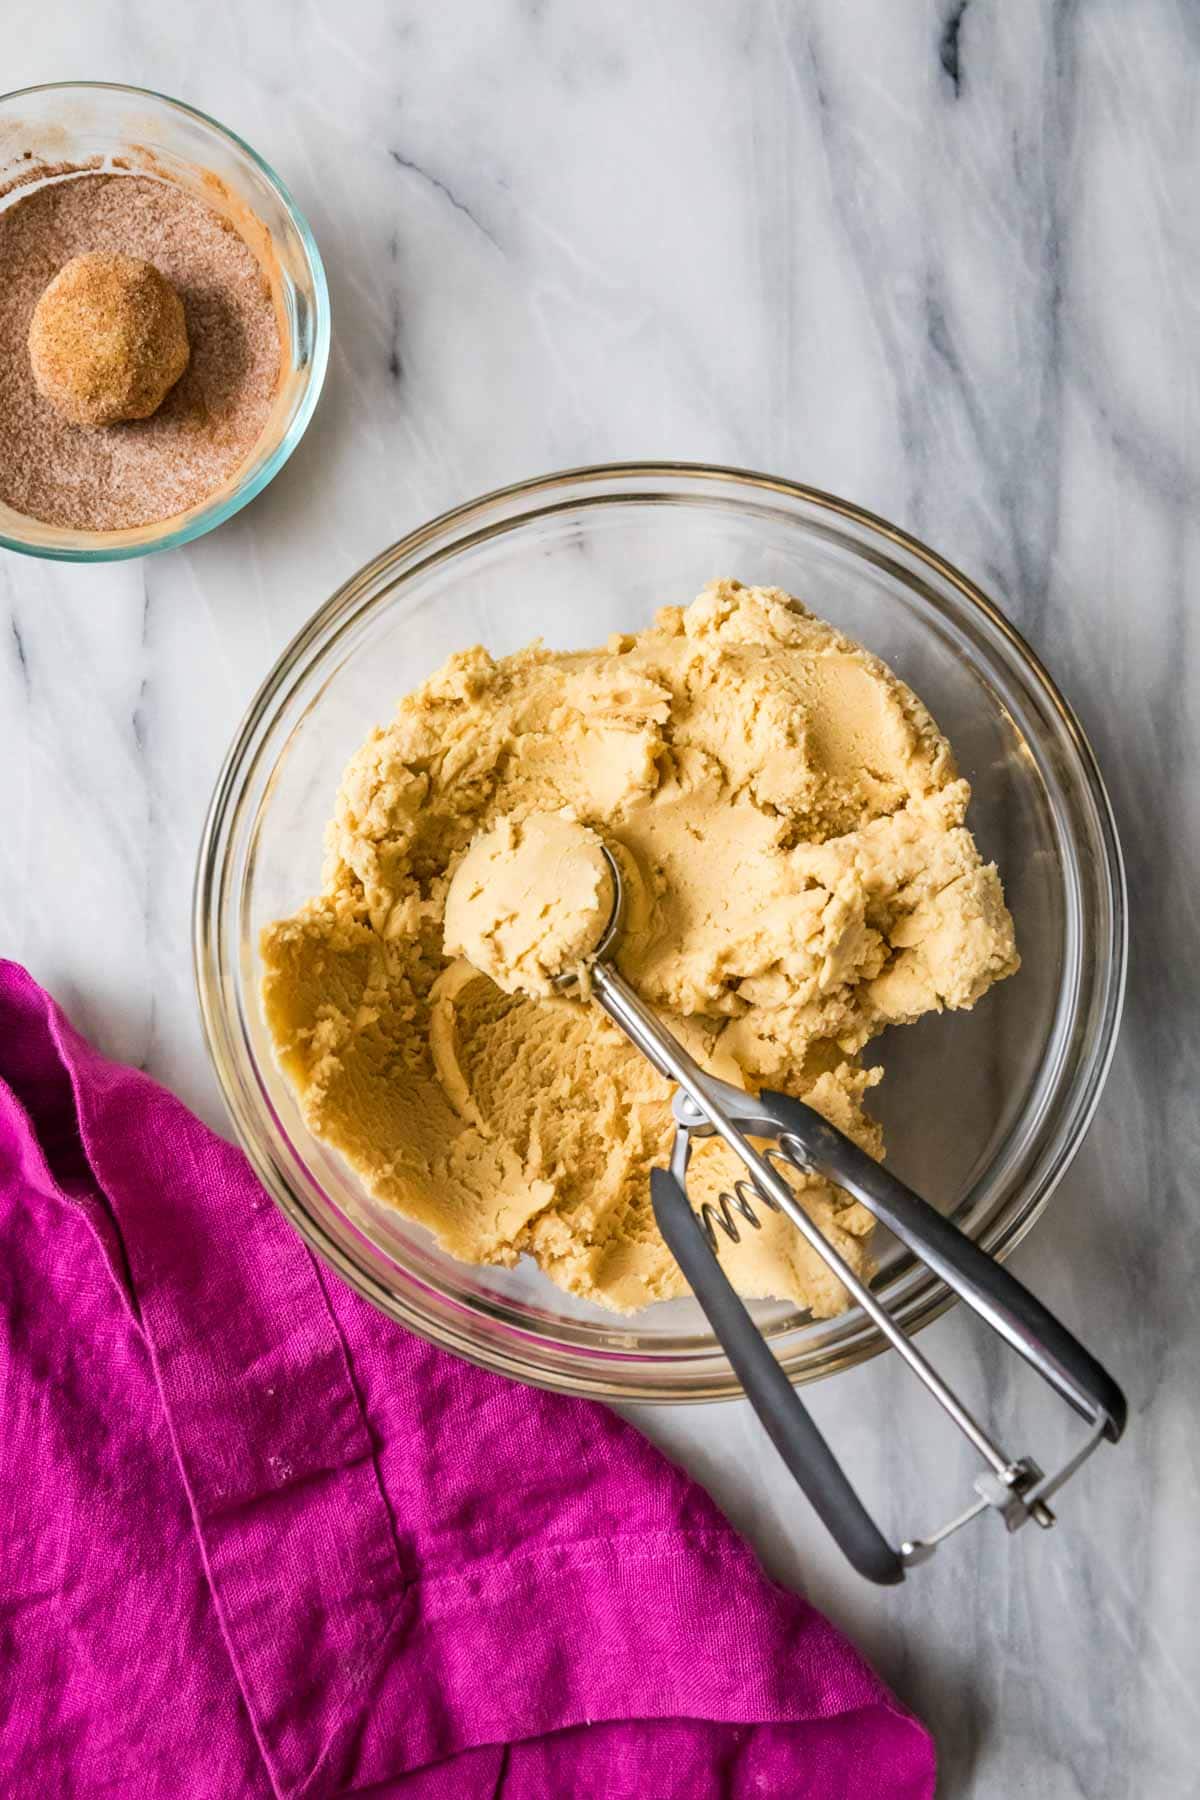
452,811,1126,1587
444,812,616,999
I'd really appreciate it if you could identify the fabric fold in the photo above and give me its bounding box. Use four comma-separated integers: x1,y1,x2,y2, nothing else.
0,961,935,1799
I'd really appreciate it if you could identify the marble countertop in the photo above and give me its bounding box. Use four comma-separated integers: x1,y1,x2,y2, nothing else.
3,5,1197,1794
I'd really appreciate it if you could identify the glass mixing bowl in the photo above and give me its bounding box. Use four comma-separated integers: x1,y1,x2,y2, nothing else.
0,82,328,561
194,465,1126,1400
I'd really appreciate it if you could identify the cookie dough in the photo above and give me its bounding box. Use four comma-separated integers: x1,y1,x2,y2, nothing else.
261,580,1018,1316
443,812,614,997
28,252,189,426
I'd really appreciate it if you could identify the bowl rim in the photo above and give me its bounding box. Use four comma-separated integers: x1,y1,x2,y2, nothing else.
194,461,1128,1401
0,79,330,563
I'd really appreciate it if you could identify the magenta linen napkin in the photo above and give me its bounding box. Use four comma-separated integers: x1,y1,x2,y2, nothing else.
0,962,934,1799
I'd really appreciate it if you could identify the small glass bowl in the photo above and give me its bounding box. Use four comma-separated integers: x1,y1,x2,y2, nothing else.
194,465,1126,1401
0,81,329,561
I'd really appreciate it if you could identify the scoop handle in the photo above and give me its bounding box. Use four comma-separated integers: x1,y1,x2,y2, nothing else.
761,1092,1127,1443
650,1167,905,1585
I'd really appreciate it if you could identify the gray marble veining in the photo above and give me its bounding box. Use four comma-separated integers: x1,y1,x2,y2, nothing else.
3,4,1198,1793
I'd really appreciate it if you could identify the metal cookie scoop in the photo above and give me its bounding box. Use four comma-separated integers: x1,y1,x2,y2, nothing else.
557,846,1126,1585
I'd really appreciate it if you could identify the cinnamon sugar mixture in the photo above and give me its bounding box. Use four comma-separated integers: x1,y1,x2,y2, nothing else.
0,173,282,530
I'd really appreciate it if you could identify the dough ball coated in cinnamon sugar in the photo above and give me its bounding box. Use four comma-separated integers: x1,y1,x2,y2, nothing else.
28,252,189,427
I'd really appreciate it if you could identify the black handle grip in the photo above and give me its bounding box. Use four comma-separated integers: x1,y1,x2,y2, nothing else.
762,1090,1127,1443
651,1167,905,1585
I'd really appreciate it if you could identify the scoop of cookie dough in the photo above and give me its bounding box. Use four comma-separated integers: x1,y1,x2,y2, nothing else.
261,580,1019,1317
444,812,615,997
28,252,190,426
